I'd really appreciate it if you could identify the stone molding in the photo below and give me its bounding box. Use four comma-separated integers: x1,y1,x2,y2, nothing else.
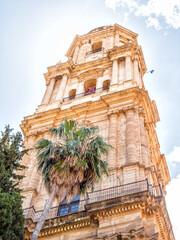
25,192,172,239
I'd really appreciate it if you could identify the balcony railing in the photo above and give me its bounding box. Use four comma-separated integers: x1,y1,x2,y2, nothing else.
62,86,109,103
86,47,104,55
23,179,162,222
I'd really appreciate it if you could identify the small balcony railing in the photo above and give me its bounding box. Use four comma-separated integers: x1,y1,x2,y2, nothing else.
23,179,162,222
62,86,109,103
86,47,104,55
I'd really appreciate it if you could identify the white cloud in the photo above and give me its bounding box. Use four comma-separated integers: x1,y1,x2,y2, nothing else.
166,174,180,239
166,146,180,164
105,0,180,29
146,16,161,30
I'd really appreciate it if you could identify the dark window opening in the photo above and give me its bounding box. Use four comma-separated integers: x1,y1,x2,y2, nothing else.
103,80,110,90
86,42,103,55
84,86,96,95
84,79,96,96
92,42,102,51
57,196,80,216
69,89,76,100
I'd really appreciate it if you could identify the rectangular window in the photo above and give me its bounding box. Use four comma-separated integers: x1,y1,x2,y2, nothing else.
57,196,80,216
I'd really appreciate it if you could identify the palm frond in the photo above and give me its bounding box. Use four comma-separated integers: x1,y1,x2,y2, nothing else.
34,117,112,200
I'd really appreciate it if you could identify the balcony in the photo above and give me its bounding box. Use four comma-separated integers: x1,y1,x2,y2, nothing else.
23,179,162,222
86,47,104,56
62,85,109,103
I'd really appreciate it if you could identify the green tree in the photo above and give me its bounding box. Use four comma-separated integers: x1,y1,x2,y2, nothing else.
0,191,25,240
31,118,111,240
0,125,28,240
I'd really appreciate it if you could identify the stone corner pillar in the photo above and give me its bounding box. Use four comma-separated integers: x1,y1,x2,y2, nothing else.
139,111,150,167
126,108,136,164
96,77,103,89
133,57,141,87
76,80,84,95
111,59,119,85
108,112,118,169
72,44,80,64
56,74,68,101
114,33,119,46
41,77,56,105
125,55,133,81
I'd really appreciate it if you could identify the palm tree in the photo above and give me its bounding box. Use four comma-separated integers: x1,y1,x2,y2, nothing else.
30,118,111,240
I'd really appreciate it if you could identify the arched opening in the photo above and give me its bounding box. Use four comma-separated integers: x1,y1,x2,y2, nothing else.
84,79,96,95
103,80,110,90
69,89,76,100
92,42,102,51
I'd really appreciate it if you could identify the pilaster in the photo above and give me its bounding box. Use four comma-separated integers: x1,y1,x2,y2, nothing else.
76,80,84,94
134,57,141,87
111,59,118,85
72,44,80,64
139,111,149,167
125,55,133,81
118,60,125,83
41,77,56,104
96,77,103,89
56,74,68,101
126,109,136,164
108,112,118,169
114,33,119,46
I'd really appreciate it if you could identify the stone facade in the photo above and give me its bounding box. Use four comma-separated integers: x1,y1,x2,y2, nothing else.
20,24,174,239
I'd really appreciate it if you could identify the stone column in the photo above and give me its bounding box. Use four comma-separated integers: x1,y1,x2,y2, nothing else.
108,113,118,169
139,112,149,166
110,35,114,49
118,60,125,83
72,44,80,64
114,33,119,46
76,81,84,95
125,55,132,81
41,77,56,104
134,58,141,86
22,135,37,188
28,134,44,190
56,74,68,101
126,109,136,164
96,77,103,89
111,59,118,85
118,112,126,166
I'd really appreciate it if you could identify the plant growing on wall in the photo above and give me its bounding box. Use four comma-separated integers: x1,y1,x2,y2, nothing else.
31,118,111,240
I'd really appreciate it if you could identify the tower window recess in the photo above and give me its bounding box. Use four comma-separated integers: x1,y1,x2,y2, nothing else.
86,42,103,55
69,89,76,100
103,80,110,90
84,79,96,95
57,195,80,216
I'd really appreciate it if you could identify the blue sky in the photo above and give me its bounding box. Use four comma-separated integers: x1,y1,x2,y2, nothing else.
0,0,180,238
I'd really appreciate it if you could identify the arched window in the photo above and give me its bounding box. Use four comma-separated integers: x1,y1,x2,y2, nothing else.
57,195,80,216
92,42,102,52
84,79,96,95
69,89,76,100
103,80,110,90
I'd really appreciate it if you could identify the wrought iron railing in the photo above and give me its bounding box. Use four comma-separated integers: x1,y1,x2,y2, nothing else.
23,179,162,222
86,47,104,55
62,86,109,102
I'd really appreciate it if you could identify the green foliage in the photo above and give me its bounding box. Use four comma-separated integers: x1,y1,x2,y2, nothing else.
0,191,25,240
0,125,28,240
0,125,27,192
35,117,112,197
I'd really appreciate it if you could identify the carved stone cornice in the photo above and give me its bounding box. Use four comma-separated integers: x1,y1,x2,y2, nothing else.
94,227,158,240
77,67,104,81
24,189,173,240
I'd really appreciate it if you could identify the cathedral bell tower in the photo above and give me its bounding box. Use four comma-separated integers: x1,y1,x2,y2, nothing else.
21,24,174,240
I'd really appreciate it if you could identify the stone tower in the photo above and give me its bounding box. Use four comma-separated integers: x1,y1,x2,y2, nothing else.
21,24,174,239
